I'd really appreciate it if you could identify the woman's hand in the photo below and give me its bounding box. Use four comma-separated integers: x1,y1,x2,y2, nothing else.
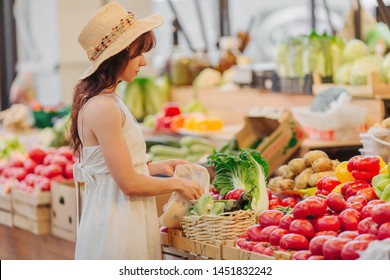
176,178,204,201
148,159,192,177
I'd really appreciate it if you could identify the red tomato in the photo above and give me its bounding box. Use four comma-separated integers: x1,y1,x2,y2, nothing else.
9,167,27,181
225,189,245,200
28,148,46,164
322,238,350,260
262,247,274,256
57,147,74,161
326,192,346,213
378,222,390,240
345,201,364,212
341,240,370,260
308,255,325,260
357,217,378,234
9,157,24,168
37,177,51,192
360,204,375,220
338,231,359,239
41,164,62,179
279,233,309,250
246,225,263,242
279,214,294,230
309,235,335,255
371,203,390,226
368,224,380,235
281,197,298,208
316,176,340,192
354,233,378,242
339,208,361,231
63,163,74,179
266,188,272,200
356,187,378,202
293,197,327,219
289,219,315,240
313,215,341,232
23,159,38,174
367,199,385,206
210,186,219,195
259,226,279,242
292,250,312,260
236,238,246,247
240,240,257,251
314,231,338,237
34,164,45,175
269,228,289,246
49,155,69,170
347,195,367,206
258,210,284,228
252,242,271,254
268,198,281,210
344,180,371,198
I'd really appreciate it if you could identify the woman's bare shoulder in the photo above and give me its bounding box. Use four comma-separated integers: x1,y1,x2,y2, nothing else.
83,95,121,125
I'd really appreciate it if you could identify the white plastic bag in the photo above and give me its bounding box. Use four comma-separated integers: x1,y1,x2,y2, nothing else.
158,164,210,228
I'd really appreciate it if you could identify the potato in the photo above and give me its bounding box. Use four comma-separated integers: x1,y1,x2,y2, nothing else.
268,176,284,190
307,171,335,187
303,150,329,167
275,165,295,179
311,158,334,173
294,168,314,189
288,158,306,176
277,179,295,190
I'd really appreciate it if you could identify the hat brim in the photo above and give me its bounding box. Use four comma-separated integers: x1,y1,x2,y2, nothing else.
79,13,163,80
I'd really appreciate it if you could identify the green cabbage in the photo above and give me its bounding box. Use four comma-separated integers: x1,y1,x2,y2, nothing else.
342,39,369,63
365,22,390,55
334,63,353,84
207,149,269,216
349,55,384,85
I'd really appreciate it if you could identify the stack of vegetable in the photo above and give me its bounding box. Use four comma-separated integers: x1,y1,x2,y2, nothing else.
277,32,344,80
148,136,215,162
268,150,339,194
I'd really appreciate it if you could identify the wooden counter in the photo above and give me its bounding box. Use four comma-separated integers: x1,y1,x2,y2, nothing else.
170,87,385,127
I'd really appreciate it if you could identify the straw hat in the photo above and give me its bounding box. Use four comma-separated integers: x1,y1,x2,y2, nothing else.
78,1,163,79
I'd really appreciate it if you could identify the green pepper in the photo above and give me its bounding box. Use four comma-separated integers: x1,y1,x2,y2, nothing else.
380,184,390,202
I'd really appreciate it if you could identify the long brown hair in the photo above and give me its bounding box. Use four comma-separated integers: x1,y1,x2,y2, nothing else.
69,31,156,153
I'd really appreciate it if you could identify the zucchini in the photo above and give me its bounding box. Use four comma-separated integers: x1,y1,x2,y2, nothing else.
189,143,214,154
145,136,181,151
150,145,189,157
179,136,214,147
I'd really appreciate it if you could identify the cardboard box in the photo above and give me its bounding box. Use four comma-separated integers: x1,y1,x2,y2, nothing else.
50,181,77,242
236,108,306,176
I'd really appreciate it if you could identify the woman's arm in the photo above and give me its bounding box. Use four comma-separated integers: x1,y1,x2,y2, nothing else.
84,97,203,200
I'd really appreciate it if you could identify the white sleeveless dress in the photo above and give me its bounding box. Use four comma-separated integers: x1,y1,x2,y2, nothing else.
73,94,161,260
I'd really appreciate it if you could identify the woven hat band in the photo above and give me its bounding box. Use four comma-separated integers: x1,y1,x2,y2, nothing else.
89,12,135,61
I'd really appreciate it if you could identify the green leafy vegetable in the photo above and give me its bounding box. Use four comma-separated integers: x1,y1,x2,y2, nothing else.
207,149,269,216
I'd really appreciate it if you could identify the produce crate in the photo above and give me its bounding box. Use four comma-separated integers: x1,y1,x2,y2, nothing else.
13,213,51,235
11,185,51,235
312,72,390,97
221,241,275,260
0,183,13,227
274,250,294,260
170,230,223,260
50,181,76,242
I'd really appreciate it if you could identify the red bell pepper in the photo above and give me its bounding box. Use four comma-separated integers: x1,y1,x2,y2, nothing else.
341,179,371,199
347,156,380,182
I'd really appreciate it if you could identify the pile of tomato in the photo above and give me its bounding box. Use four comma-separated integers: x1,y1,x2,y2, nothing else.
0,146,76,193
237,194,390,260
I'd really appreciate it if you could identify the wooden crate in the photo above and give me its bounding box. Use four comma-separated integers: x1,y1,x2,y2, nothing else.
0,192,12,212
12,200,50,221
221,240,275,260
13,214,51,235
162,246,190,260
0,209,13,227
312,72,390,98
170,230,223,260
274,250,294,260
11,187,51,207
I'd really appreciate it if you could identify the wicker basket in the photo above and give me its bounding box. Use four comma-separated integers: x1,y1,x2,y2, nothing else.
181,210,256,244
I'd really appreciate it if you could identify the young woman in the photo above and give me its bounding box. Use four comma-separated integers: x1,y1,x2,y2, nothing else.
69,2,203,260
